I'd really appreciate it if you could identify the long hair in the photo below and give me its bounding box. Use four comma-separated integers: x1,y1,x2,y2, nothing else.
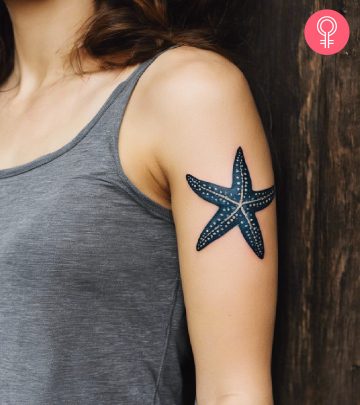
0,0,236,85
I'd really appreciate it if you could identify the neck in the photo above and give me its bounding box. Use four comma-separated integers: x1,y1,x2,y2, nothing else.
4,0,96,93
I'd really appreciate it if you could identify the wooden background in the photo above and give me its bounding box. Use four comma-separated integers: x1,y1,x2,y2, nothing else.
226,1,359,404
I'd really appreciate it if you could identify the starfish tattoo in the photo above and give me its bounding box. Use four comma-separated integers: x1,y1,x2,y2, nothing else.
186,147,275,259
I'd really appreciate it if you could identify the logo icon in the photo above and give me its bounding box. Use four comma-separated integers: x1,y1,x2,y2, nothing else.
317,16,337,48
304,9,350,55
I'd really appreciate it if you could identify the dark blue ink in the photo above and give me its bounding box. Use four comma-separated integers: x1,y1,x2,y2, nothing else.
186,147,275,259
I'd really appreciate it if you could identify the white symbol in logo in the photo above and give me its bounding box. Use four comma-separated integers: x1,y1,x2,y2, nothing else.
317,16,337,48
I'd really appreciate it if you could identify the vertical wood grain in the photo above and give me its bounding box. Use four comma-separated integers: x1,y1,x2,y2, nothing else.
230,1,359,403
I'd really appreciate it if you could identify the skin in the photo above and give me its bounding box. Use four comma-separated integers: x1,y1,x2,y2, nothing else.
0,0,140,169
0,1,278,404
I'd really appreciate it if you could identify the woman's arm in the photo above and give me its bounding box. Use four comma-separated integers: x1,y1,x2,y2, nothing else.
146,47,278,405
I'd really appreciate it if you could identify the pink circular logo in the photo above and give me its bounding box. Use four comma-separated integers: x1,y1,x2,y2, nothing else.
304,9,350,55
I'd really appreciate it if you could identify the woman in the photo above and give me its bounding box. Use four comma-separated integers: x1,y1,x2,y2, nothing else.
0,0,278,404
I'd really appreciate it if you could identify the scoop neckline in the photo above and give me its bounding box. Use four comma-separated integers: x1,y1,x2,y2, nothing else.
0,64,143,179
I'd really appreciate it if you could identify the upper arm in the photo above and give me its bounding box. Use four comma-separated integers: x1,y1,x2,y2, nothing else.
146,47,278,404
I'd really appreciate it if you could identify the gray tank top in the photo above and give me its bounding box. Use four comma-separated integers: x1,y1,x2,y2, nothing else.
0,45,196,405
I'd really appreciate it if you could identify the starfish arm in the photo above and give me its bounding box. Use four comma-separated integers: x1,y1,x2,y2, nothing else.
196,207,239,251
186,174,236,207
231,147,253,197
238,209,265,259
248,186,275,211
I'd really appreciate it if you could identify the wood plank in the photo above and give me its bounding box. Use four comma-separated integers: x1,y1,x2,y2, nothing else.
227,1,359,403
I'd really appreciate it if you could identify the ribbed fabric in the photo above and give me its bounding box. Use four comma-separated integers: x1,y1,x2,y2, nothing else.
0,45,196,405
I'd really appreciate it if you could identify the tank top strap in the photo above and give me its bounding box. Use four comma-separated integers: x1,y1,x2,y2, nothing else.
98,43,181,138
120,43,181,103
94,44,181,222
95,43,181,129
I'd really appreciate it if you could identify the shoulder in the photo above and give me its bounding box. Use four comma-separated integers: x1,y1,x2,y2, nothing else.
142,45,251,115
130,45,273,193
139,45,263,150
138,46,272,183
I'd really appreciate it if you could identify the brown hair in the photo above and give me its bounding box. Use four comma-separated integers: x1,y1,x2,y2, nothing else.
0,0,235,86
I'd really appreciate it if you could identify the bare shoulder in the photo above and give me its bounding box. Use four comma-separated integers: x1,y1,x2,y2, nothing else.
143,45,250,111
140,44,261,147
139,45,271,187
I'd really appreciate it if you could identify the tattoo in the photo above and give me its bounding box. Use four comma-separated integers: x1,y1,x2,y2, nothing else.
186,147,275,259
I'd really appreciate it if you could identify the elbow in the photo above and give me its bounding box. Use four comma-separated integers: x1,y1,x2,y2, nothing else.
196,377,274,405
202,392,274,405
